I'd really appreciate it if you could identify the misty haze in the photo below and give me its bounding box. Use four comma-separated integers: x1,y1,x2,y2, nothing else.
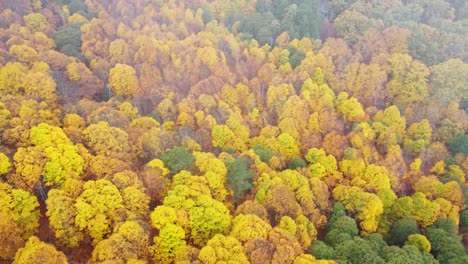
0,0,467,263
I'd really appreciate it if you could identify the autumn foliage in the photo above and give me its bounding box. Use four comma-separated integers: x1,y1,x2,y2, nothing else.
0,0,467,263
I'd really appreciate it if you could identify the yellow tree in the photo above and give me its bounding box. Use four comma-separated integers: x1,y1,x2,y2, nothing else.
29,123,85,187
23,13,48,33
0,152,11,176
150,223,187,264
23,71,57,103
0,212,25,260
230,214,272,243
74,179,124,243
108,64,139,98
0,62,27,95
386,53,430,108
333,185,384,234
391,192,441,228
198,234,249,264
335,92,365,123
46,189,84,248
0,182,40,240
404,119,432,155
83,121,131,161
91,221,149,263
13,237,67,264
9,45,38,64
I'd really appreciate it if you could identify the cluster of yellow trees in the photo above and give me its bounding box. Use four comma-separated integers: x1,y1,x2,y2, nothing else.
0,0,467,263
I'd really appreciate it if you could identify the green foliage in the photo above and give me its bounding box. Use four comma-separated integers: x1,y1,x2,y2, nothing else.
309,240,335,260
52,23,85,61
334,237,385,264
161,147,194,173
424,218,467,263
1,0,467,262
253,145,274,164
388,217,420,246
226,158,254,203
450,134,468,155
287,157,307,170
460,209,468,231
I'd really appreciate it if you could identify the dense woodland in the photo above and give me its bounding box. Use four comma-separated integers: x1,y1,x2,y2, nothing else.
0,0,467,263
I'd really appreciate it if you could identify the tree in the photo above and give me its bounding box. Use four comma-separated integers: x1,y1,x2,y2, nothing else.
404,119,432,155
429,59,468,103
198,234,249,264
74,179,124,243
0,62,27,95
268,227,303,263
230,214,272,243
405,234,431,253
277,133,300,160
386,53,430,108
0,183,40,239
83,121,131,161
334,10,372,45
450,134,468,155
0,212,25,260
391,193,441,228
92,221,149,263
52,22,86,60
244,238,275,264
226,158,254,203
23,70,57,103
333,185,384,234
46,189,84,248
29,123,85,187
161,147,195,173
334,237,385,264
335,92,365,123
108,64,139,98
0,152,11,175
188,195,232,247
388,217,420,246
150,223,186,264
9,45,38,63
23,13,48,33
13,236,67,264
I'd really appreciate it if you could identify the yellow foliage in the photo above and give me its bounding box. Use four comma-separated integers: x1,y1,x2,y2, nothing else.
9,45,38,63
197,47,218,68
23,13,48,33
198,234,248,264
13,236,67,264
108,64,139,98
230,214,272,243
67,13,88,24
0,153,11,175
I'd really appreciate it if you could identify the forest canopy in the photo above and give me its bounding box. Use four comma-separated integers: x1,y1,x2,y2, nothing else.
0,0,467,263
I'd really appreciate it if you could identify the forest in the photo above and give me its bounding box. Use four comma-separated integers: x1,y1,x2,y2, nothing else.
0,0,467,263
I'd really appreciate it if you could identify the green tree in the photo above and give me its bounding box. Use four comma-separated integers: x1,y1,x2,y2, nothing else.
450,134,468,155
161,147,195,173
388,217,420,246
226,158,254,203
